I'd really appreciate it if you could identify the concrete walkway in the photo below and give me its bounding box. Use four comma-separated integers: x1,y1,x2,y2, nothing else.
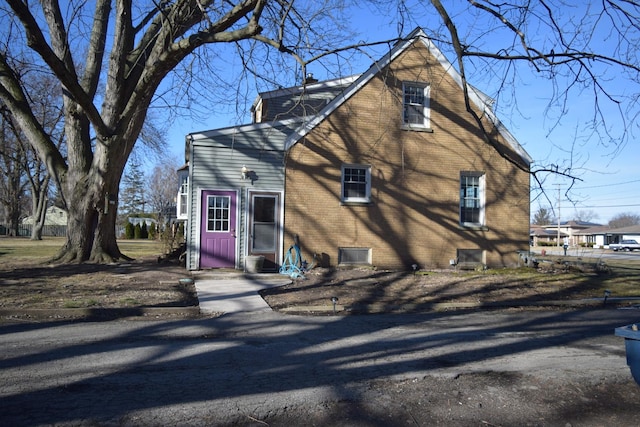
192,272,291,314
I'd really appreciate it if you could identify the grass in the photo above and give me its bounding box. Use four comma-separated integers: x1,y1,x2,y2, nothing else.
0,236,166,262
119,297,141,306
2,238,640,312
499,253,640,298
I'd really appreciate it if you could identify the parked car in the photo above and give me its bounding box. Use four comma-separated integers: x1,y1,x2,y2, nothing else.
609,240,640,251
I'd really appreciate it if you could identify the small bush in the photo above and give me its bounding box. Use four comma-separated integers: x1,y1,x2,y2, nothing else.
148,222,156,240
124,222,135,239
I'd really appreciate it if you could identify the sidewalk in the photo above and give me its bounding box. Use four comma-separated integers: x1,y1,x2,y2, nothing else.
192,271,291,315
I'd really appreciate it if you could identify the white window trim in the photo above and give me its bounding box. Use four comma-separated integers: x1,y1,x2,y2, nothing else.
341,164,372,204
460,172,485,227
176,175,189,219
205,195,232,233
402,82,430,129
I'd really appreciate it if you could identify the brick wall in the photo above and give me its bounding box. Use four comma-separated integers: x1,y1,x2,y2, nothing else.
284,40,530,269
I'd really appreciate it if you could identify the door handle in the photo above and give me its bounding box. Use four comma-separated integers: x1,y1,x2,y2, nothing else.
231,229,236,238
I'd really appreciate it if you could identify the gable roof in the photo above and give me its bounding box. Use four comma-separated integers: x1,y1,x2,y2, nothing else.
541,220,603,229
254,74,359,105
283,27,532,165
252,75,359,123
187,118,303,152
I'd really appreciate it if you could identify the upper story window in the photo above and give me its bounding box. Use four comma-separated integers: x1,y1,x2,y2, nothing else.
403,82,430,128
460,172,485,227
341,164,371,204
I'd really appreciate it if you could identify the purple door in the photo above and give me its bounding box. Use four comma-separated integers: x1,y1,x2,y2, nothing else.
200,190,237,268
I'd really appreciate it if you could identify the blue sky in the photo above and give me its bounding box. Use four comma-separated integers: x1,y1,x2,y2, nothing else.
163,2,640,224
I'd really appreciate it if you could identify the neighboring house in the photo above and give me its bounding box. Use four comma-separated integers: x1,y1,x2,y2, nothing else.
530,225,568,246
21,206,67,226
182,28,532,272
573,224,611,248
575,224,640,248
604,225,640,245
540,220,602,247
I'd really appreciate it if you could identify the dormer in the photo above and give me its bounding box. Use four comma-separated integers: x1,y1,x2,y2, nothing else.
250,75,359,123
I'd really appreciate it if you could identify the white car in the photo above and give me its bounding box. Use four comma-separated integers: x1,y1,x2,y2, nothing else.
609,240,640,251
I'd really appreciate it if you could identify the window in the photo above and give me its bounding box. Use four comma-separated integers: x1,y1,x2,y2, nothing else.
339,247,372,265
206,196,230,232
177,174,188,219
460,172,485,226
403,82,430,128
456,249,485,269
341,164,371,203
251,195,277,251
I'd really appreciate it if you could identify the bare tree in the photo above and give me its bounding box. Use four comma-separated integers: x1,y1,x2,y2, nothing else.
148,159,180,226
532,207,553,225
609,212,640,229
0,70,65,239
572,210,599,223
0,0,352,262
0,107,28,235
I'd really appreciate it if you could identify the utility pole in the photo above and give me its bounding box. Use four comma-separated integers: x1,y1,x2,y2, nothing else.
556,184,561,248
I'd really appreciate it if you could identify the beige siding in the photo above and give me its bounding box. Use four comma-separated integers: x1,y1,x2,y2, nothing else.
284,41,530,269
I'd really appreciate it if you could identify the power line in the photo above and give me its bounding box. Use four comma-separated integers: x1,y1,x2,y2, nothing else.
574,179,640,190
572,203,640,209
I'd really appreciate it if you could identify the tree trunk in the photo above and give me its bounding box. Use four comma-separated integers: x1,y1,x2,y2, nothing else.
52,143,130,263
6,179,23,237
30,175,50,240
53,176,124,263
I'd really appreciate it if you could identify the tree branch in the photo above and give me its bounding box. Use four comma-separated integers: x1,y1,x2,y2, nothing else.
0,53,67,181
6,0,110,137
433,0,532,175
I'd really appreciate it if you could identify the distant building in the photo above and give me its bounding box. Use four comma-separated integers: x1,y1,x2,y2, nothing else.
539,220,602,246
127,217,157,227
21,206,67,226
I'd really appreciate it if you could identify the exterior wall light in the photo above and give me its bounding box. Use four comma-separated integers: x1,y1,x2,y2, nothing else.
241,165,249,180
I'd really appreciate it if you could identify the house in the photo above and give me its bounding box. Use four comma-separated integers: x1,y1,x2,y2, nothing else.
538,220,602,247
21,206,67,226
575,224,640,248
182,28,532,272
530,225,568,246
603,225,640,246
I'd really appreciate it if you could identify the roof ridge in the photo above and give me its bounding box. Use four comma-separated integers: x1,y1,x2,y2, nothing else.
283,27,532,165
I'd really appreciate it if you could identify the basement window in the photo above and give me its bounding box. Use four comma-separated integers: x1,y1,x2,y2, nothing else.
456,249,485,270
338,247,372,265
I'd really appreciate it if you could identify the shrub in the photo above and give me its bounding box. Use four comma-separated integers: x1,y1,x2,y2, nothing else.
148,222,156,240
140,222,148,239
177,222,185,242
134,223,142,239
124,222,135,239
